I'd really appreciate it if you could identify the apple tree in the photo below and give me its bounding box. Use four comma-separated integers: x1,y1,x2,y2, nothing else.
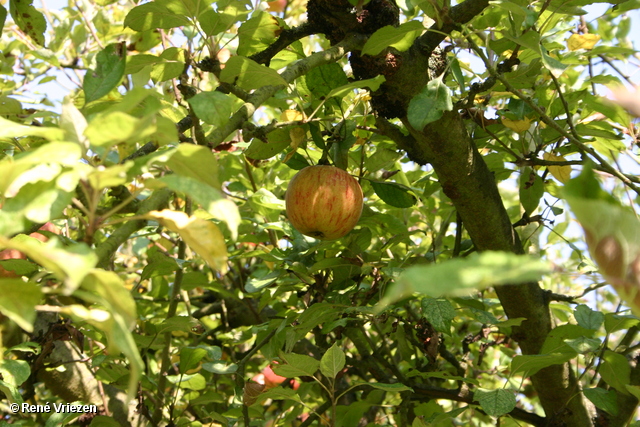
1,0,640,425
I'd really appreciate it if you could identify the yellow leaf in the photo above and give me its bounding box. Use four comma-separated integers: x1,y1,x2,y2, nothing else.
280,109,303,122
567,34,600,51
143,210,228,273
501,116,532,133
543,153,572,183
289,126,306,149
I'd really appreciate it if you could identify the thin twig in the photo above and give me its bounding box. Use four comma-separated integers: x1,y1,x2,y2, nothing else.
462,28,640,195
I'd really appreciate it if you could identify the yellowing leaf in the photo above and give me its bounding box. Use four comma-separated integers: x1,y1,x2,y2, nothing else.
501,116,532,133
289,127,306,149
543,153,572,183
567,34,601,51
143,210,228,273
280,109,303,122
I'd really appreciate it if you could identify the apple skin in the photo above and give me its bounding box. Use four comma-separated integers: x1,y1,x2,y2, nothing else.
267,0,287,12
285,165,363,240
0,223,60,278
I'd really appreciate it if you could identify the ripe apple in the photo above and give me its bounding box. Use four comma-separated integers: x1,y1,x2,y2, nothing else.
0,223,61,278
285,165,363,240
267,0,287,12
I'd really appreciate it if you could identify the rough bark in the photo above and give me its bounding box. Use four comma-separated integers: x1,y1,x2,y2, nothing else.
402,112,594,425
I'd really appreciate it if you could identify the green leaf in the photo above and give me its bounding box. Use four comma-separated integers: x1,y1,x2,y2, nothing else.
305,63,350,99
256,386,301,403
245,270,280,293
407,76,453,131
166,373,206,390
149,172,240,240
124,2,191,31
0,259,37,277
61,303,143,400
0,5,7,33
274,353,320,377
574,304,604,330
541,324,592,354
156,316,204,334
150,47,185,82
510,353,575,377
380,251,550,306
202,361,238,374
600,350,631,394
361,21,424,56
0,379,23,405
320,343,346,379
583,388,618,416
604,314,640,334
370,181,416,208
0,280,42,333
353,381,413,392
519,167,544,215
188,91,234,129
564,165,640,315
199,4,250,36
2,179,75,224
77,270,136,325
326,75,386,99
564,337,601,354
237,12,280,57
9,0,46,46
220,56,287,91
421,298,456,334
87,163,132,190
0,116,65,142
166,144,220,189
475,388,516,417
0,235,97,295
244,127,291,160
83,43,127,104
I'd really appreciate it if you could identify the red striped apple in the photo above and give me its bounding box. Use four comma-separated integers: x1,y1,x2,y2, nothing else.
285,165,363,240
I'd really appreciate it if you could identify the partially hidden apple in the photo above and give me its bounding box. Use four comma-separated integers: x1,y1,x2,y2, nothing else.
285,165,363,240
0,223,60,278
267,0,287,13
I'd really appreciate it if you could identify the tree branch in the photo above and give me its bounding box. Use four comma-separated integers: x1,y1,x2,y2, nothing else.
414,0,490,55
400,111,595,425
95,188,172,269
411,384,547,426
206,34,366,148
249,21,318,66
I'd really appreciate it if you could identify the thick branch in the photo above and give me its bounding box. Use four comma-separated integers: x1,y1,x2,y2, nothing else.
414,0,490,54
206,34,366,148
411,384,546,426
401,111,594,426
249,22,318,66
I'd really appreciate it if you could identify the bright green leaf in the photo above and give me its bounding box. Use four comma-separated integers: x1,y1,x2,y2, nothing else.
188,91,235,129
361,21,424,56
421,298,456,334
320,343,346,379
583,388,618,416
9,0,46,46
83,43,127,104
370,181,416,208
574,304,604,330
123,2,191,31
220,56,287,91
600,350,631,394
407,76,453,131
510,353,576,377
380,251,550,307
475,388,516,417
0,280,42,332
